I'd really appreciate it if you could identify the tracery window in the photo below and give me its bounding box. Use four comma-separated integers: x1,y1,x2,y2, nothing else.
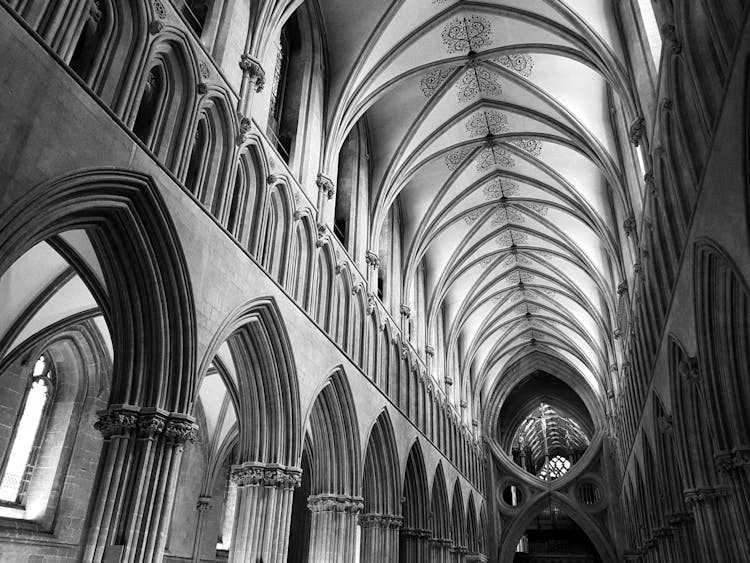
537,455,571,481
0,355,55,506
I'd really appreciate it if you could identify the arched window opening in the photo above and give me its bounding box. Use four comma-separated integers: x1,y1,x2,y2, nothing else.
133,66,166,147
537,455,571,481
185,117,210,198
334,121,370,252
227,165,247,238
267,14,302,163
636,0,662,68
0,355,55,506
180,0,211,37
68,0,105,82
215,472,238,552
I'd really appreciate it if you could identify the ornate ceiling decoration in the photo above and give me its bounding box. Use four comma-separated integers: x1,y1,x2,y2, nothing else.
318,0,634,413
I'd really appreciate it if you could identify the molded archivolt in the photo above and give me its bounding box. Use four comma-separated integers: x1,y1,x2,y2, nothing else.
430,462,451,543
402,440,431,534
0,169,196,412
196,297,300,467
306,367,361,496
362,410,401,516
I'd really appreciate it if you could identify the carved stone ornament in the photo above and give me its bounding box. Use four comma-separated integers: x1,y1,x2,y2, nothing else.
197,82,208,95
661,24,682,54
164,418,199,444
657,415,673,434
400,304,412,318
366,292,377,315
198,61,210,80
425,345,435,357
239,54,266,92
623,215,636,236
444,376,454,386
617,280,628,296
613,328,622,339
149,20,164,35
460,400,467,409
95,408,138,438
230,462,302,489
137,412,167,438
266,173,279,185
683,486,728,506
365,250,380,270
315,223,328,247
235,115,252,145
307,494,364,514
316,173,335,199
629,116,645,146
715,447,750,473
358,513,403,529
677,356,699,382
401,527,432,539
644,171,655,195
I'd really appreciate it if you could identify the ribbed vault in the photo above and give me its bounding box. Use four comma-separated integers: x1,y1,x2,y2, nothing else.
316,0,633,411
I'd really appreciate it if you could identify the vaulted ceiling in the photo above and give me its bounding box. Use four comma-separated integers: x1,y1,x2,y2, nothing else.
319,0,634,409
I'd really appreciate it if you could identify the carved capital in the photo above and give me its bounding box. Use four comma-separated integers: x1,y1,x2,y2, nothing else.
164,418,198,444
629,116,645,146
613,328,622,339
400,527,432,539
230,462,302,489
316,173,335,199
400,304,411,318
444,376,454,387
460,399,467,409
307,494,364,514
359,513,403,529
315,223,327,247
137,412,167,439
239,54,265,92
95,407,139,438
683,486,728,506
365,250,380,270
425,345,435,357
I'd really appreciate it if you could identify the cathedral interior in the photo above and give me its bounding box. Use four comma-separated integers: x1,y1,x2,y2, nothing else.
0,0,749,562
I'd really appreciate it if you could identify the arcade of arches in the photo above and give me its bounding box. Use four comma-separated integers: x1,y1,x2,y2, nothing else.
0,1,749,562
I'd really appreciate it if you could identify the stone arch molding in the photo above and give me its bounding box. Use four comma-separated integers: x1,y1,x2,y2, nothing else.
0,168,197,413
498,491,617,563
196,296,302,468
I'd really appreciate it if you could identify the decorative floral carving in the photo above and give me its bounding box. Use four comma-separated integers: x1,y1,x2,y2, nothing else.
316,173,335,199
235,116,252,145
456,64,502,102
307,494,364,513
463,209,483,225
482,177,518,199
365,251,380,269
149,20,164,35
441,15,492,53
231,463,302,489
239,54,266,92
466,109,508,136
496,230,527,247
506,270,534,285
491,205,523,226
519,201,549,216
475,144,515,170
197,82,208,95
494,52,534,77
95,409,138,438
164,419,198,444
445,146,473,170
509,138,543,157
359,513,403,529
420,67,454,97
629,116,645,146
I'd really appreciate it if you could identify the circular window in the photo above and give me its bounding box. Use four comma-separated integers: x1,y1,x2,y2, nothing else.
501,484,523,507
574,478,606,511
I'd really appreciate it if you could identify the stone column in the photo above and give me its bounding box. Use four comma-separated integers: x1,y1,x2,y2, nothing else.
191,496,212,563
237,54,265,120
399,527,432,563
228,462,301,563
83,405,197,563
451,545,468,563
359,513,402,562
430,537,453,563
306,494,363,562
715,449,750,560
684,486,741,562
